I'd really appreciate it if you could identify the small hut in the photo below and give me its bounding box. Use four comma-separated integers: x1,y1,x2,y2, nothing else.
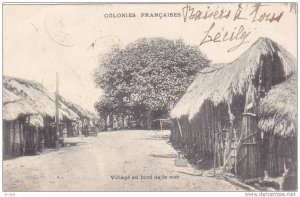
170,37,296,179
3,87,42,157
60,98,99,136
3,76,80,157
258,74,297,190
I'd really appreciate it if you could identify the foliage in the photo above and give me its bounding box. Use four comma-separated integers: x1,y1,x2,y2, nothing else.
94,37,210,117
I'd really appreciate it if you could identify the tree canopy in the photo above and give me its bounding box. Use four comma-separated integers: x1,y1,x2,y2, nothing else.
94,37,210,123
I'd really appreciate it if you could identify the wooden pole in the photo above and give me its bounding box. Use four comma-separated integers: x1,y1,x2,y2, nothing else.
55,72,60,150
12,120,16,156
211,103,216,177
234,129,237,175
176,118,183,138
213,129,216,177
19,119,24,156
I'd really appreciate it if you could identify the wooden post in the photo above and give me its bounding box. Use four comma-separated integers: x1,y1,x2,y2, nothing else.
234,129,237,175
218,122,225,166
12,120,16,156
23,117,28,154
176,118,182,138
81,118,84,135
19,119,24,156
213,129,216,177
211,102,216,176
241,112,259,178
55,72,60,150
160,120,163,132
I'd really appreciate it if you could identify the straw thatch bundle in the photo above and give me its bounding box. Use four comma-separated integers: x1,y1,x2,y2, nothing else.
258,74,297,137
171,37,296,120
3,88,20,104
60,96,97,120
3,76,79,125
3,87,36,120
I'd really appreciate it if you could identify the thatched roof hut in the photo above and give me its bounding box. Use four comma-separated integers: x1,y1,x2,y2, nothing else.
258,74,297,137
3,76,99,155
258,74,297,184
3,76,79,125
171,37,296,120
169,37,296,179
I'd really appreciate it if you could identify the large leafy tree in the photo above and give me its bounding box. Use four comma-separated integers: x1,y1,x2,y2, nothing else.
94,37,210,128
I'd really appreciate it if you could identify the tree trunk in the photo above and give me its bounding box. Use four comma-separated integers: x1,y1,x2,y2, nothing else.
136,117,141,129
146,109,153,130
115,114,119,130
103,115,107,131
121,114,124,129
108,113,113,129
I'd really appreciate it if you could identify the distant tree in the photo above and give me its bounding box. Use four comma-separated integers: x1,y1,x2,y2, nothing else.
94,37,210,129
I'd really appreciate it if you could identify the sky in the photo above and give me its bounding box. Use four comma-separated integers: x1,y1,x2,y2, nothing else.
3,3,297,112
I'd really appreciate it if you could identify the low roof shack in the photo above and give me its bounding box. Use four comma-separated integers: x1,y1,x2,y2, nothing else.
59,96,99,135
3,76,80,156
169,37,296,179
258,74,297,185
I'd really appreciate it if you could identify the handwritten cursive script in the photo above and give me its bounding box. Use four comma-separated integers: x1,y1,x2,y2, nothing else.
181,3,286,52
182,5,231,22
200,22,251,52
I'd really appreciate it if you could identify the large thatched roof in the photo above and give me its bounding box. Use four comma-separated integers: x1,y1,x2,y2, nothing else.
258,74,297,137
3,76,79,123
171,37,296,120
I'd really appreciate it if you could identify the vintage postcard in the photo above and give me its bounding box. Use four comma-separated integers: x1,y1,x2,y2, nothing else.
2,2,297,193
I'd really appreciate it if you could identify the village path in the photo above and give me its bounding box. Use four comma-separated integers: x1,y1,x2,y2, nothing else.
3,130,244,191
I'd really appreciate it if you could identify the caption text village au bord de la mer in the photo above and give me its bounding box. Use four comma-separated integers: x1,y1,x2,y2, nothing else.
111,174,180,181
104,3,286,52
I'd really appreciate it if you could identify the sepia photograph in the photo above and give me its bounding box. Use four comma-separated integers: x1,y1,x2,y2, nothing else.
2,2,298,193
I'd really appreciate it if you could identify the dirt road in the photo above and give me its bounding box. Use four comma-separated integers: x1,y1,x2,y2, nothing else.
3,130,244,191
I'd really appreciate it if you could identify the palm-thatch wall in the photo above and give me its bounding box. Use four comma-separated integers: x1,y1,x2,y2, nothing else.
258,74,297,189
3,76,92,156
170,37,296,179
